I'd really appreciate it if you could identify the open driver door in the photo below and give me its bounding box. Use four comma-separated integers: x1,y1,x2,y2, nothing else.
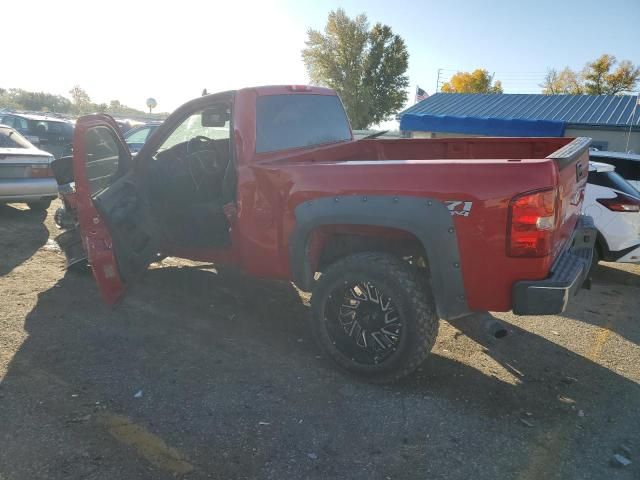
72,114,163,304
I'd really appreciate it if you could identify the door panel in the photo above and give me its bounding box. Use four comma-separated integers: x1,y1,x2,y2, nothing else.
73,114,161,304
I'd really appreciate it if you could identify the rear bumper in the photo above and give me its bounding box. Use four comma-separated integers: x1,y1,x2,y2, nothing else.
0,178,57,203
512,215,596,315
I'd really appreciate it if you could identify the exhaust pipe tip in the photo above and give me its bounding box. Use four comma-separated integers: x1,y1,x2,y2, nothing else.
481,316,509,339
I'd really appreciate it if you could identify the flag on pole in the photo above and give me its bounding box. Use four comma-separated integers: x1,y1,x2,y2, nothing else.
415,86,428,104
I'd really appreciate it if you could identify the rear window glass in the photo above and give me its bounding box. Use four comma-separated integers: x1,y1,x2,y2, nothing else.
29,120,72,136
256,94,351,153
588,170,640,197
0,127,31,148
590,155,640,180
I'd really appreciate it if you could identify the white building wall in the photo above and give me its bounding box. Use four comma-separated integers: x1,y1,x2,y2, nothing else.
408,128,640,154
564,128,640,154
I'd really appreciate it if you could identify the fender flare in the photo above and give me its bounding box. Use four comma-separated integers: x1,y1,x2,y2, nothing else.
289,195,470,320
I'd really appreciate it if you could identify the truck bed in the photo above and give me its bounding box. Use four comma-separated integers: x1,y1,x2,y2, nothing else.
262,137,575,164
257,136,590,313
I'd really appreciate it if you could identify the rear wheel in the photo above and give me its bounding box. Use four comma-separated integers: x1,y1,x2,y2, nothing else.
27,199,52,212
311,252,439,383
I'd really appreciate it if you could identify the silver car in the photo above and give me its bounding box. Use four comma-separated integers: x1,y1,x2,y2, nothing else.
0,124,57,211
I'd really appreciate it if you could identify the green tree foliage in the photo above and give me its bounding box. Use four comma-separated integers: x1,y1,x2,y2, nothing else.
0,88,72,112
0,85,150,117
302,8,409,129
69,85,93,114
440,69,503,94
541,55,639,95
107,99,147,116
583,54,640,94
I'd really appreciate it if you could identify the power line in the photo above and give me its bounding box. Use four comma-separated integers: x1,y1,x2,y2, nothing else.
435,67,548,94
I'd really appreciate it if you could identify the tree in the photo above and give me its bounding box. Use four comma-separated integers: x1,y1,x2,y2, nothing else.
583,54,640,94
302,8,409,129
440,69,503,94
541,54,640,95
69,85,92,114
0,88,72,113
541,68,583,94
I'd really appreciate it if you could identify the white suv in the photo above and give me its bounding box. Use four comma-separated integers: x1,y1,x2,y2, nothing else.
584,161,640,266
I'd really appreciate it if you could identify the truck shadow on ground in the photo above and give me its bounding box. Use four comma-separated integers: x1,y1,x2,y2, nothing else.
2,261,639,479
0,205,48,276
560,262,640,347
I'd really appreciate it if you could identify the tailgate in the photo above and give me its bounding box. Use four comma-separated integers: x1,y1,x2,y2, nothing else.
547,137,591,260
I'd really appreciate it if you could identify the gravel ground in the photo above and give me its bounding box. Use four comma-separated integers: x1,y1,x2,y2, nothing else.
0,201,638,480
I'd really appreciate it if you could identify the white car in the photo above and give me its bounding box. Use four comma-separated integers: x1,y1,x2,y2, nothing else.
589,150,640,191
584,161,640,266
0,124,57,211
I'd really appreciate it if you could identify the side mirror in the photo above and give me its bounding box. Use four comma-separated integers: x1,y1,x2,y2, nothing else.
202,106,229,127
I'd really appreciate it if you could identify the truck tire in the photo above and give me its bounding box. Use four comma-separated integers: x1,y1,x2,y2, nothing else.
311,251,439,383
27,199,52,212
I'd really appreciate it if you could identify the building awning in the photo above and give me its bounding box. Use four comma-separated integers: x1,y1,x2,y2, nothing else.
399,113,566,137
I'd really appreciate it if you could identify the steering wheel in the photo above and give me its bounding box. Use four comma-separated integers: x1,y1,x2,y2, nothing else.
185,135,212,154
185,137,222,191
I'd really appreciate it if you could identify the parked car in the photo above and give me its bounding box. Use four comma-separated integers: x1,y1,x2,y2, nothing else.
589,150,640,192
53,85,596,382
0,112,74,159
124,121,162,154
0,124,57,211
584,161,640,267
114,118,144,134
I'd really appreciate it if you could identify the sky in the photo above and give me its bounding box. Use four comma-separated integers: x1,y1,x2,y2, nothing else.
3,0,639,117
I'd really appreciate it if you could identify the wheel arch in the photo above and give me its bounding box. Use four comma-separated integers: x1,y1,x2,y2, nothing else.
289,195,470,320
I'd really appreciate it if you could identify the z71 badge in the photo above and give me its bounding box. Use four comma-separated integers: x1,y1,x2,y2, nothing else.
445,201,473,217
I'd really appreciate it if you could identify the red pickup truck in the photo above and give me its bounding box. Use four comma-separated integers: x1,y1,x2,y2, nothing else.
59,85,595,382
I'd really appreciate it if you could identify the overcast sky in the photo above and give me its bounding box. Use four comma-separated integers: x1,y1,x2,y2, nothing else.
4,0,639,116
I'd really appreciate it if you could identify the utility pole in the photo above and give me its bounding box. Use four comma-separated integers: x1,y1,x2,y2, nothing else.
625,94,639,153
436,69,442,93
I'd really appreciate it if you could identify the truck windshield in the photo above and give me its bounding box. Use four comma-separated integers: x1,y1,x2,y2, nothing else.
256,94,351,153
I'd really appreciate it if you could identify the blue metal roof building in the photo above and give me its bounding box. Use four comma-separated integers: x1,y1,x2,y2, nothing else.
398,93,640,152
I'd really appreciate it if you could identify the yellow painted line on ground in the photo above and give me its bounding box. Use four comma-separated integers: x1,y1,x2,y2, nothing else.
102,414,194,476
586,318,614,362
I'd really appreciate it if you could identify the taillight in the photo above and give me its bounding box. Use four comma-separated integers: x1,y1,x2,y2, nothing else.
507,188,557,257
597,192,640,212
29,165,53,178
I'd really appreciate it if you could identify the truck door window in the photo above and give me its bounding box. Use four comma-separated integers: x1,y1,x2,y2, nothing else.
84,126,126,196
157,110,230,153
256,94,351,153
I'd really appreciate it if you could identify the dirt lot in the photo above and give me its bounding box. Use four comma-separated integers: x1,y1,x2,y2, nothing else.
1,200,639,480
